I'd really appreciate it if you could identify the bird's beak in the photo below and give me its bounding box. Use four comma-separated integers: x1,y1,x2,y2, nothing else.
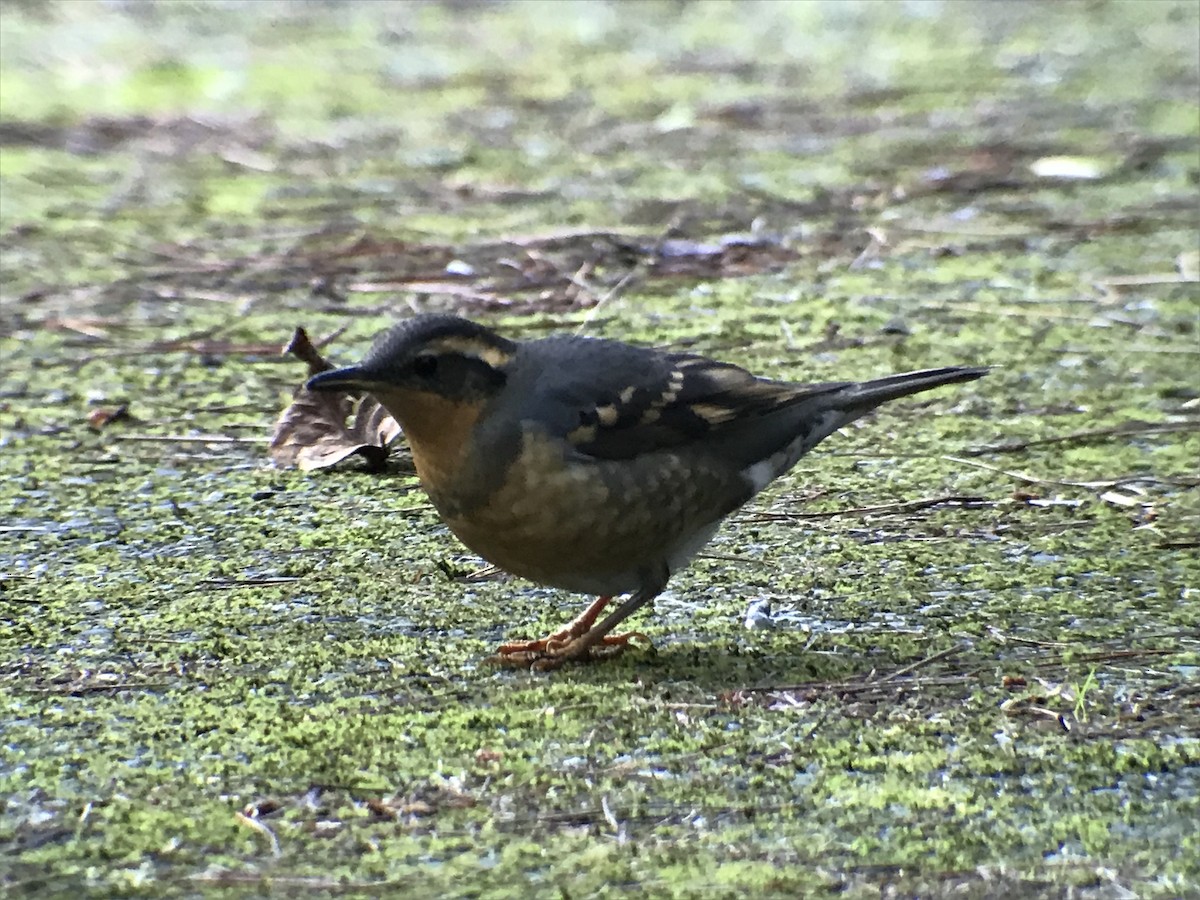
305,365,374,393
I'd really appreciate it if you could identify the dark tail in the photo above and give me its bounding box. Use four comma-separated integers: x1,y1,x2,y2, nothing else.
796,365,989,453
840,366,990,414
730,365,989,479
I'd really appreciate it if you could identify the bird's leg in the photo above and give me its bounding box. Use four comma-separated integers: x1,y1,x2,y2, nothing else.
526,585,662,671
491,595,648,666
490,566,668,669
489,569,667,670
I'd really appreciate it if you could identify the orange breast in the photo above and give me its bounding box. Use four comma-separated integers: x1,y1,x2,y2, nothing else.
369,387,482,500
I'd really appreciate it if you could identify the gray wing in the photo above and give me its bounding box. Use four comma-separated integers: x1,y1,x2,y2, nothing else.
512,335,853,467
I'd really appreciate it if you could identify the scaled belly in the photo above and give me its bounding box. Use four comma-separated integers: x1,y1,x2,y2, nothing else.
439,431,737,595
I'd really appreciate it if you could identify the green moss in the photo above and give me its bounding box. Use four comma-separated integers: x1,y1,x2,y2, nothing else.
2,0,1199,897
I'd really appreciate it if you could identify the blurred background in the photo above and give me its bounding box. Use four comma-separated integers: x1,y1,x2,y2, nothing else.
2,3,1197,898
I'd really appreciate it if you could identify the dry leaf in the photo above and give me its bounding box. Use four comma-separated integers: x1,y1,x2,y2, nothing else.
268,327,401,472
87,404,133,430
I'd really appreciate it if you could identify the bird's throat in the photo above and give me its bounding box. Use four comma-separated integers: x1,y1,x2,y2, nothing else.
370,387,482,496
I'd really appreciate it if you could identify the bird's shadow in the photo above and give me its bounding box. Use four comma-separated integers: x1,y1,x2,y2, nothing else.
486,637,878,695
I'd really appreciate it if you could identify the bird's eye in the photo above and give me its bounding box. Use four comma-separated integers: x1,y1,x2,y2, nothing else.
412,354,439,377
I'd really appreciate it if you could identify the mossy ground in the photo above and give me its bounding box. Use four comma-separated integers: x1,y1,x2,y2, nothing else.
1,2,1197,897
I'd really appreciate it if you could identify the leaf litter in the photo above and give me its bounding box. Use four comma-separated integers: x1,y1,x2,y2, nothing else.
268,327,400,472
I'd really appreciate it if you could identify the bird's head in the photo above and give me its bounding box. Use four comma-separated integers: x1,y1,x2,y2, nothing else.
306,315,519,489
306,314,516,407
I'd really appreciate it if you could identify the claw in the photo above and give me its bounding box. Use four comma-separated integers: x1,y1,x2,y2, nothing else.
490,630,650,669
487,595,652,669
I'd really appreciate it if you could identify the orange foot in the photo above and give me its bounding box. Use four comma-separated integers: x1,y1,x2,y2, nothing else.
488,596,651,670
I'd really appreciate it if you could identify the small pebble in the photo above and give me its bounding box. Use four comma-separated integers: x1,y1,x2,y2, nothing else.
743,598,774,631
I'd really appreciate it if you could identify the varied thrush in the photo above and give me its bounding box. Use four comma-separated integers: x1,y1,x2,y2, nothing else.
307,314,987,669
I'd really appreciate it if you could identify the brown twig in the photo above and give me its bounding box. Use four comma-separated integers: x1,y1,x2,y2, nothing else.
964,420,1198,456
944,456,1196,491
112,434,263,443
745,495,993,522
871,642,971,684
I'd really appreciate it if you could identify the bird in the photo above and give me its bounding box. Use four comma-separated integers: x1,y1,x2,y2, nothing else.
306,314,987,670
